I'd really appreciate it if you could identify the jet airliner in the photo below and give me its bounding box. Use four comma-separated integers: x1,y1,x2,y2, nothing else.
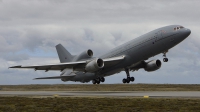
10,25,191,84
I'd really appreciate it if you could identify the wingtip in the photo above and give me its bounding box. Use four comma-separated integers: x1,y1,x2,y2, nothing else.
9,65,22,68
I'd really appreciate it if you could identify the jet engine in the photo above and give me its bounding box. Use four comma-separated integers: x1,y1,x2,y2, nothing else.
74,49,93,61
85,58,104,72
144,60,162,72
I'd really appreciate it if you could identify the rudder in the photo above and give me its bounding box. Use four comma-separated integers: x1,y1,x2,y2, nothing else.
56,44,73,63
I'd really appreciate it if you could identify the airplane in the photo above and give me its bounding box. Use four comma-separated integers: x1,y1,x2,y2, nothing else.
9,25,191,84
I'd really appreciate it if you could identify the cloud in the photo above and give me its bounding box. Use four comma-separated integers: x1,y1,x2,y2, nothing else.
0,0,200,84
2,53,29,61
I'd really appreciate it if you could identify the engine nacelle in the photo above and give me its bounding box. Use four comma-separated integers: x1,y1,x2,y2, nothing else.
85,58,104,72
144,60,162,72
74,49,93,61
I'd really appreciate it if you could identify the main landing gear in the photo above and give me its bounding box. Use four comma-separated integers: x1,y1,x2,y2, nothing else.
122,68,135,84
163,52,168,62
92,77,105,84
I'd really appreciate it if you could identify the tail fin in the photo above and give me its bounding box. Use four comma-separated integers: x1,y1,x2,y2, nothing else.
56,44,73,63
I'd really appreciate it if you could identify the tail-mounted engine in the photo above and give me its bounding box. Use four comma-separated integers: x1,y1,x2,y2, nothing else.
74,49,93,61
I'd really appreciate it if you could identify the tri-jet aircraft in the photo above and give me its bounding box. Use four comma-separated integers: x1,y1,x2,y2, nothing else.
10,25,191,84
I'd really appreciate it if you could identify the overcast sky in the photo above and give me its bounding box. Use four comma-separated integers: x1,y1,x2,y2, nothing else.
0,0,200,85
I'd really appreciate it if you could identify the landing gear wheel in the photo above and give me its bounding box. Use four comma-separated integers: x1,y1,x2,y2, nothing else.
122,68,133,84
130,77,135,82
100,77,105,82
126,77,130,83
92,80,96,84
163,51,168,62
95,78,100,84
122,78,127,84
126,79,130,83
96,80,100,84
163,58,168,62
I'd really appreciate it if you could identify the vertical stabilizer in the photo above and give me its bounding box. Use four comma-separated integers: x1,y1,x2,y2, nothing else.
56,44,73,63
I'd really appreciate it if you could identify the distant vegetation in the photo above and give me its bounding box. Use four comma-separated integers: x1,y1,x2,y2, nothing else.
0,97,200,111
1,84,200,91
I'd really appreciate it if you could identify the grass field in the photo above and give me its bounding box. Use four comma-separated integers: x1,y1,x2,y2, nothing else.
0,97,200,112
1,84,200,91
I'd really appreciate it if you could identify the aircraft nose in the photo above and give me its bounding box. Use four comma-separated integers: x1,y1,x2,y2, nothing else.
184,28,191,37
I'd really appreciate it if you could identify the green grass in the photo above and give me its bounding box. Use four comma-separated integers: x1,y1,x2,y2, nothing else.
1,84,200,91
0,97,200,112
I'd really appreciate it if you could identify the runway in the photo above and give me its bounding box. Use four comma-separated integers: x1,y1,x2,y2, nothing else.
1,91,200,98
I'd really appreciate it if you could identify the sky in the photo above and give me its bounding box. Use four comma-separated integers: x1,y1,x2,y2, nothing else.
0,0,200,85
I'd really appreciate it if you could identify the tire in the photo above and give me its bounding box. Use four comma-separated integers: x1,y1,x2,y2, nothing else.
126,78,130,83
100,77,105,82
92,80,96,84
122,78,127,83
96,80,100,84
130,77,135,82
163,58,166,62
163,58,168,62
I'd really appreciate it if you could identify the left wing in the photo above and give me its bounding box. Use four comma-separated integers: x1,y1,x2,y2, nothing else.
9,61,86,72
34,74,76,80
9,55,125,72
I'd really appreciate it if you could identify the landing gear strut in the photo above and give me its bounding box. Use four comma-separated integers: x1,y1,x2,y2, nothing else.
163,52,168,62
122,68,135,84
92,77,105,84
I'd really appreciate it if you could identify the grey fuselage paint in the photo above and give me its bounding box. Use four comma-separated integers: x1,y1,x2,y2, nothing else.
66,25,191,83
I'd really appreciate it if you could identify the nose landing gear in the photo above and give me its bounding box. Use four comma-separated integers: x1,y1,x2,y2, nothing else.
163,58,168,62
163,52,168,62
122,68,135,84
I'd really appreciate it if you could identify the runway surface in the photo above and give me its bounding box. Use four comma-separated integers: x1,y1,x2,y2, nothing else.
1,91,200,98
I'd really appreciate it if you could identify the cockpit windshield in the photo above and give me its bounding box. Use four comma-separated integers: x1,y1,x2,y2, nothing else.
174,26,184,31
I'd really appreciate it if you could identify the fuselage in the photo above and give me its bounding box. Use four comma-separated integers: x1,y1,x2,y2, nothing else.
70,25,191,82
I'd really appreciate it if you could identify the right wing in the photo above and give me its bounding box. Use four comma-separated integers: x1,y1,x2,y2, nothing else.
9,55,125,72
102,55,125,67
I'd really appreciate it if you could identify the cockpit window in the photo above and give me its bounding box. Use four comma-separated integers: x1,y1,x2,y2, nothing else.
174,26,184,31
